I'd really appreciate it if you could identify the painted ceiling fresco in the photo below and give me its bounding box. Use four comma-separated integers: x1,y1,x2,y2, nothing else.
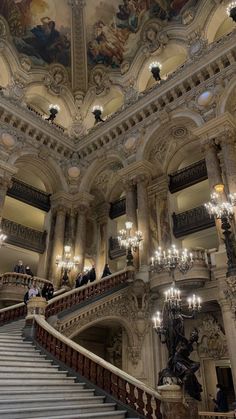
0,0,71,67
87,0,198,68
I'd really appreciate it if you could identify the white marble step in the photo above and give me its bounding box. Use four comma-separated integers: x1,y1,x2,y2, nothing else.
0,366,61,372
0,347,42,353
0,371,70,378
0,389,95,399
0,352,47,359
0,378,77,385
0,396,105,409
22,412,127,419
0,403,117,418
0,360,54,366
0,341,35,348
0,384,85,391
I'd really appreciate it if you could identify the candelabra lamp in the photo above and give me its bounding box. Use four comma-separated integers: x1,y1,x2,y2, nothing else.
92,105,104,124
46,104,60,122
205,184,236,277
117,221,142,267
152,281,202,400
0,227,7,247
150,244,193,280
56,245,80,285
227,2,236,22
149,61,162,81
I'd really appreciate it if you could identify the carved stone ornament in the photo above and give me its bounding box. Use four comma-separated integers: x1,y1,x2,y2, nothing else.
224,276,236,318
89,67,111,96
20,56,32,72
188,30,208,59
2,76,26,102
0,16,9,39
198,315,228,359
141,21,168,54
44,64,69,95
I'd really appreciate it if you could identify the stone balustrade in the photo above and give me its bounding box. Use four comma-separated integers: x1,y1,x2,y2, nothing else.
0,31,235,163
46,268,135,319
34,315,162,419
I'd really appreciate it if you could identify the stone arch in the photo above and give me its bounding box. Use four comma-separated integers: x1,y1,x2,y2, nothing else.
8,150,68,193
204,3,235,43
24,84,74,129
218,76,236,116
68,315,137,349
137,112,203,173
136,41,188,93
79,154,125,194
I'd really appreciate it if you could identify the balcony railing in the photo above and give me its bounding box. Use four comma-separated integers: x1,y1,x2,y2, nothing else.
109,237,126,259
7,178,51,212
109,198,126,219
172,205,215,238
169,160,208,193
199,413,234,418
2,218,47,253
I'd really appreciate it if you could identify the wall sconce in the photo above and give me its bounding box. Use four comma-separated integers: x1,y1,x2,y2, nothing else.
92,105,104,124
46,104,60,122
149,62,162,81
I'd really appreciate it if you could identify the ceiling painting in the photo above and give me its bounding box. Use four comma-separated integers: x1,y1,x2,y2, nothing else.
87,0,199,69
0,0,71,67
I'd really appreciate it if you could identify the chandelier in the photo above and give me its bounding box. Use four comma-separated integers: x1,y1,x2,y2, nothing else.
117,221,142,266
150,244,193,278
149,61,162,81
56,245,80,271
227,2,236,22
205,184,236,277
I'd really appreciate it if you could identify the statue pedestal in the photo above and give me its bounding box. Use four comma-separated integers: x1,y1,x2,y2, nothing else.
158,384,199,419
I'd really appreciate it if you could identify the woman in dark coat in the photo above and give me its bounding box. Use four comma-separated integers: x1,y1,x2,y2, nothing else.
101,263,112,278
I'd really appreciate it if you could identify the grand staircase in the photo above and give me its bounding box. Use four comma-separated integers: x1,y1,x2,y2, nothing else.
0,320,136,419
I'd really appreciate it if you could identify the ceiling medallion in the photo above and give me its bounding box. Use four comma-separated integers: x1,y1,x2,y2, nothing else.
171,126,188,139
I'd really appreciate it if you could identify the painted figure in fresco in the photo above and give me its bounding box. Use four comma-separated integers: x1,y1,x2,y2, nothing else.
0,0,71,67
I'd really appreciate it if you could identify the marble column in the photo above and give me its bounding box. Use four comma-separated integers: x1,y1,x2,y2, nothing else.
0,177,12,220
74,204,88,273
203,139,225,243
96,203,110,278
50,206,67,288
220,297,236,392
220,131,236,196
137,175,150,267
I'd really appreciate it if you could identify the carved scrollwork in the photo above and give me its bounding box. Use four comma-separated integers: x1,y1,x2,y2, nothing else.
198,315,228,359
89,66,111,96
0,16,9,39
44,64,69,95
141,20,168,55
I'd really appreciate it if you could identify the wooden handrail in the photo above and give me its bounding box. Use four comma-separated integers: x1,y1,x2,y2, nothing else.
46,268,135,318
199,413,235,418
34,315,162,419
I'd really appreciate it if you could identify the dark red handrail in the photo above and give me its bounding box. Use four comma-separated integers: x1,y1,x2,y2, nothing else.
35,317,162,419
0,303,26,326
46,269,134,318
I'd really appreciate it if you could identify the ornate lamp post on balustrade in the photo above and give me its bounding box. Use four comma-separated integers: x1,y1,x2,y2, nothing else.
0,218,7,248
205,184,236,277
151,244,203,401
56,245,80,285
117,221,142,267
149,61,162,81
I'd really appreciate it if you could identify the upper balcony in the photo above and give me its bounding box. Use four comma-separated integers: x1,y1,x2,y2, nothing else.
169,159,208,193
172,205,215,238
7,178,51,212
2,218,46,254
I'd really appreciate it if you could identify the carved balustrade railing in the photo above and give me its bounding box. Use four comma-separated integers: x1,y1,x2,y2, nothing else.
109,237,126,259
75,31,236,160
0,302,26,326
172,205,215,238
0,272,52,290
2,218,47,253
0,32,235,163
109,198,126,219
169,159,207,193
198,413,234,418
46,269,135,319
7,178,51,212
34,316,162,419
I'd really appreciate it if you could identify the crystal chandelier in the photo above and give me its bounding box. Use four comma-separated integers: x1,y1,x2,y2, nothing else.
56,245,80,271
204,191,236,219
150,244,193,278
227,2,236,22
117,221,142,266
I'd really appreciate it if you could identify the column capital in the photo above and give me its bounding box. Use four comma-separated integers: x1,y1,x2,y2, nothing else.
119,161,154,186
218,127,236,146
134,173,150,187
95,202,110,223
68,0,86,9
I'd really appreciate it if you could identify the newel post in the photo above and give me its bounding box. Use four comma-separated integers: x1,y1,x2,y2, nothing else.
23,297,47,340
158,385,199,419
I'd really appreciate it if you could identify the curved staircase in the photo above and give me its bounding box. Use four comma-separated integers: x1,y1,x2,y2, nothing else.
0,320,136,419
